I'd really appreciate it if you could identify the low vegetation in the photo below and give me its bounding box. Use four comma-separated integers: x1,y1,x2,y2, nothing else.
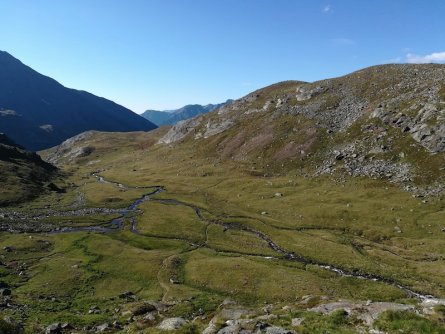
1,64,445,332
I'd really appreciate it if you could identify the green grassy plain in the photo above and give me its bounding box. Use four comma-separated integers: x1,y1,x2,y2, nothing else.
0,129,444,332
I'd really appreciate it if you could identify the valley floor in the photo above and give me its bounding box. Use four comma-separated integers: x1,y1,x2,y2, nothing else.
1,131,445,333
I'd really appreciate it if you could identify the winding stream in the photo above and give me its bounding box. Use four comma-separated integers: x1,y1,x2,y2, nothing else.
5,172,445,305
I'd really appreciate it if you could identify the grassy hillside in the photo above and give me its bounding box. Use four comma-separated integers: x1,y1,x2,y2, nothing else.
0,134,59,206
160,64,445,192
1,64,445,332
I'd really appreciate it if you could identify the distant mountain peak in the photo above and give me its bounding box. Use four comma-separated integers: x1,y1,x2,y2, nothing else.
142,100,233,126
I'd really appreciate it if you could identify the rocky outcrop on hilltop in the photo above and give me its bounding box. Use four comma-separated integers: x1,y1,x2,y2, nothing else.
159,65,445,193
44,131,96,164
161,65,445,152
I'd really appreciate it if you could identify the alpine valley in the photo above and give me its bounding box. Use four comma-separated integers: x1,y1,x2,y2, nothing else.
1,62,445,334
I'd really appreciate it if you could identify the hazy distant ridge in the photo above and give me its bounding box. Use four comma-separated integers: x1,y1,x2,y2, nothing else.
142,100,232,126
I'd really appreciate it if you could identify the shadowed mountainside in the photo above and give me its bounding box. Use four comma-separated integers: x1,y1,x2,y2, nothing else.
0,50,157,151
0,133,58,205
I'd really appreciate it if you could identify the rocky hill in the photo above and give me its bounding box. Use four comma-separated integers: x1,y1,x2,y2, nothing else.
159,64,445,195
0,133,58,206
142,100,232,126
0,51,157,151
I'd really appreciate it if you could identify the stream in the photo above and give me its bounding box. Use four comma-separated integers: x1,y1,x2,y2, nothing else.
4,172,445,305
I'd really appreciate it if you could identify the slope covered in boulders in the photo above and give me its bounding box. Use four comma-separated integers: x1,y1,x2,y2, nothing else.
160,64,445,196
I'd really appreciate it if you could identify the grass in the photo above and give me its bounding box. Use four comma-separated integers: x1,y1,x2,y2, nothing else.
0,128,444,331
375,310,445,334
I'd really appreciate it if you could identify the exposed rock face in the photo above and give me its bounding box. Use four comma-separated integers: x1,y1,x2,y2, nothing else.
157,64,445,194
371,103,445,153
158,118,202,144
160,65,445,151
44,131,96,164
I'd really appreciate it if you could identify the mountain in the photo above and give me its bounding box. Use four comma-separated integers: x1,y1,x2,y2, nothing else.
0,50,157,151
141,100,232,126
159,64,445,193
0,133,58,206
141,109,173,126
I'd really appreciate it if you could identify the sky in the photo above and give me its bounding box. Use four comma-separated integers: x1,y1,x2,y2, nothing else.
1,0,444,112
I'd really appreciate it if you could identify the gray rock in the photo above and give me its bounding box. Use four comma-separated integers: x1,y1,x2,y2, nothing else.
61,323,73,330
95,323,109,332
291,318,304,326
158,118,202,144
157,317,187,330
217,324,240,334
45,323,61,334
203,322,218,334
219,308,254,320
265,326,296,334
88,305,100,314
142,312,156,325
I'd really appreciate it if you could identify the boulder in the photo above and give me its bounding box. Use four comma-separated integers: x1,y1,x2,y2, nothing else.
157,317,187,330
45,323,61,334
265,326,296,334
291,318,304,326
131,302,156,316
95,323,110,332
217,324,240,334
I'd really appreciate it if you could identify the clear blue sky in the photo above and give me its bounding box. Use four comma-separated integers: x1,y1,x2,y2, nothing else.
1,0,444,112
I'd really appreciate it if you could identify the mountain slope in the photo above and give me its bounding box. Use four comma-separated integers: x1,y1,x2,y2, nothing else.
159,64,445,194
141,100,232,126
0,133,58,205
0,51,157,151
141,109,172,125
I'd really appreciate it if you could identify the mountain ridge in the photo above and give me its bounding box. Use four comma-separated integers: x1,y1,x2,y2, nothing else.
0,50,157,151
141,100,233,126
158,63,445,194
